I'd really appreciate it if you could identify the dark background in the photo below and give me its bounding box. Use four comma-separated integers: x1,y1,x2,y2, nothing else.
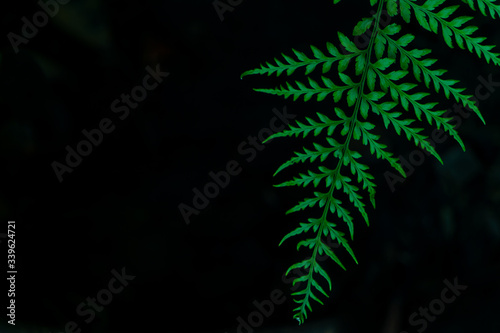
0,0,499,332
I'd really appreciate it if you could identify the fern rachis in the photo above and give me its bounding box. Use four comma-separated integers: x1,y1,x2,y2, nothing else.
241,0,499,324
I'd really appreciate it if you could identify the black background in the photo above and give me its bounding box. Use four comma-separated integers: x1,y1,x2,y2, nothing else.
1,1,499,332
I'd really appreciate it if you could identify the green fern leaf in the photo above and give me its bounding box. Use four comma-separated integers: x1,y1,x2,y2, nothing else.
401,0,500,66
462,0,500,19
241,0,497,325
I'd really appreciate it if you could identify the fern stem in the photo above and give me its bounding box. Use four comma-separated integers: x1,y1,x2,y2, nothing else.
293,0,386,324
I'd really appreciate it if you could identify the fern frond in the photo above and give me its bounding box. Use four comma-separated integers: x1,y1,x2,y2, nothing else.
241,0,497,325
266,2,388,323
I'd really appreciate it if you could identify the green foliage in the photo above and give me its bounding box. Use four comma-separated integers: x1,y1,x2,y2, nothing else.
241,0,499,325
